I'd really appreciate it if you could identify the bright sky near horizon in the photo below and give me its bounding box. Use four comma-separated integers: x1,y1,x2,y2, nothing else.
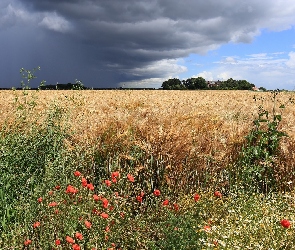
0,0,295,89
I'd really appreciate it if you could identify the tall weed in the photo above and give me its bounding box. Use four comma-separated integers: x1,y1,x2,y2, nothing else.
229,90,294,193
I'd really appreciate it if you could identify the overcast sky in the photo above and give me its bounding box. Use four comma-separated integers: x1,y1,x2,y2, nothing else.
1,0,295,89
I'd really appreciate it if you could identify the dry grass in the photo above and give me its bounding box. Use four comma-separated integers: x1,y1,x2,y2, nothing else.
1,90,295,192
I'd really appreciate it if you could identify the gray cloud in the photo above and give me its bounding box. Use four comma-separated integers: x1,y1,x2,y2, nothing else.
1,0,295,88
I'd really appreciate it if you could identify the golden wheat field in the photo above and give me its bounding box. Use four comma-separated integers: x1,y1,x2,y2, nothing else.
1,90,295,191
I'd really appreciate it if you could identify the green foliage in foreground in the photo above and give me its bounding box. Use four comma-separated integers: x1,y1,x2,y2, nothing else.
228,90,294,194
0,89,295,249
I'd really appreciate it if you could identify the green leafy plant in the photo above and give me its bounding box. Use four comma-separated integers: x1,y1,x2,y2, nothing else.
19,66,46,90
12,67,46,121
230,90,293,193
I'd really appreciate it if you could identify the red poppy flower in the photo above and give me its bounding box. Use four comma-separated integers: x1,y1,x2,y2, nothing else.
105,180,112,187
49,202,58,207
162,199,169,206
74,171,81,177
173,203,179,211
93,194,100,201
204,225,211,232
48,190,54,196
111,171,119,179
24,239,32,246
66,185,78,194
33,221,40,228
75,232,83,240
37,197,43,203
280,219,291,228
127,174,135,182
111,177,117,183
214,191,222,198
102,198,109,208
136,196,143,203
55,185,61,190
66,236,75,244
105,226,110,232
85,220,92,229
101,212,109,219
194,193,200,202
72,243,81,250
81,177,88,187
140,191,144,197
87,183,94,191
153,189,160,196
55,239,61,245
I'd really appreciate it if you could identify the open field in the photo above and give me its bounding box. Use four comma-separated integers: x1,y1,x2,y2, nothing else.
1,90,295,190
2,90,295,138
1,90,295,249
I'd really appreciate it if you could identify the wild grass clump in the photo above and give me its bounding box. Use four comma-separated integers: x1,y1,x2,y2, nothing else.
0,88,295,248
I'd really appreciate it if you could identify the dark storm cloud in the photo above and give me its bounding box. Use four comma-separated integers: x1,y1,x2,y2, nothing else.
1,0,294,88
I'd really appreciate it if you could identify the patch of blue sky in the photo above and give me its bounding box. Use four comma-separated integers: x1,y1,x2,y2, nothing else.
179,29,295,89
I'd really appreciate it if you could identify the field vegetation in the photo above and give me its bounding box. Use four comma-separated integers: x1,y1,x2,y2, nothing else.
1,89,295,249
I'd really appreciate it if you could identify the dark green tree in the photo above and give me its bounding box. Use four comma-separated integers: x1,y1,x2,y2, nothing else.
183,77,207,90
193,77,208,89
218,78,254,90
236,80,255,90
219,78,237,89
161,78,185,90
183,78,194,90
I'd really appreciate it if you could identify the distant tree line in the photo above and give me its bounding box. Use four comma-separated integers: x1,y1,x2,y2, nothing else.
2,76,265,91
39,82,86,90
161,77,257,90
